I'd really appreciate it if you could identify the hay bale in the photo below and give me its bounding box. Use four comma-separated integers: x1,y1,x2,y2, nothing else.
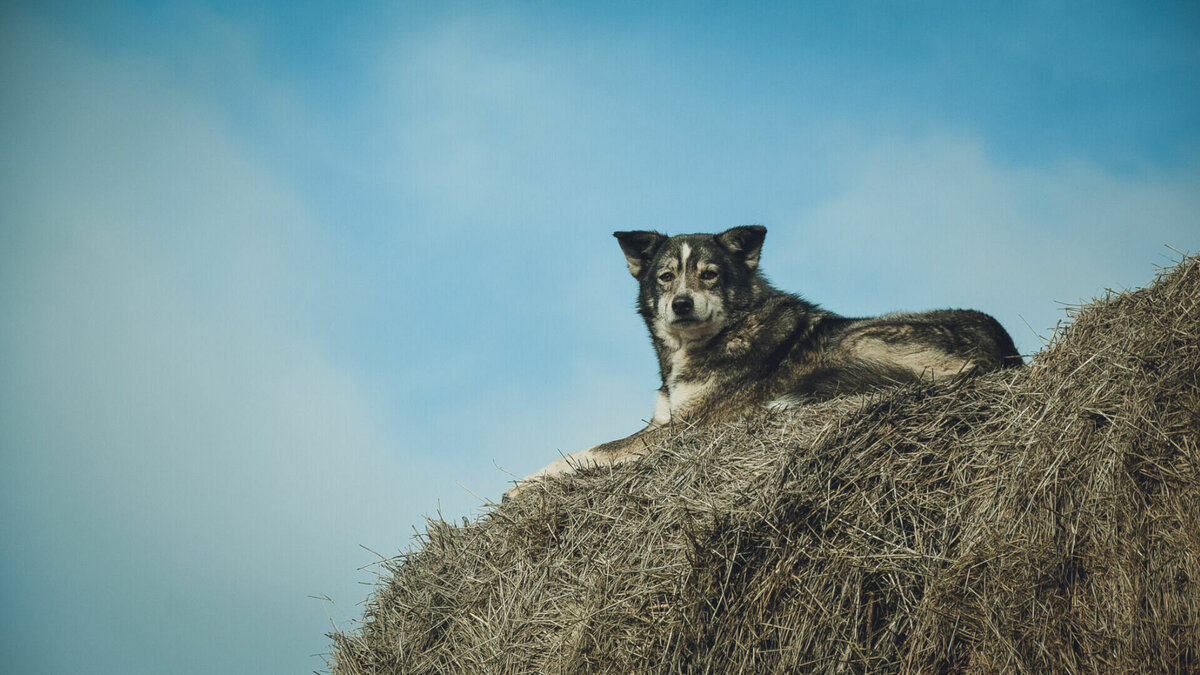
330,256,1200,674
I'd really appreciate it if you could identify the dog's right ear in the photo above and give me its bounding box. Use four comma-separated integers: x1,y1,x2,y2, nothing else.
613,231,666,278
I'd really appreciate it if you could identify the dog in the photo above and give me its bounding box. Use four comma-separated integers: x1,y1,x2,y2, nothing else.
506,225,1021,498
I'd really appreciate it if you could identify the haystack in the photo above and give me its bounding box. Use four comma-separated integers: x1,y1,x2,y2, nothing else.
330,255,1199,674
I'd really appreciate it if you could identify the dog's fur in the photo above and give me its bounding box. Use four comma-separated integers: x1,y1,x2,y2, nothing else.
507,226,1021,498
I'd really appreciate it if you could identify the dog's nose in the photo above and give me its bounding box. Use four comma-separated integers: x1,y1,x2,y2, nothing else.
672,295,694,316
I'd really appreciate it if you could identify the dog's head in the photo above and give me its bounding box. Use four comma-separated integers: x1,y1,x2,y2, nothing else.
613,226,767,347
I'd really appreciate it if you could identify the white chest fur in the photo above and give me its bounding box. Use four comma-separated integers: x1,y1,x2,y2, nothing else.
665,349,711,417
668,378,711,416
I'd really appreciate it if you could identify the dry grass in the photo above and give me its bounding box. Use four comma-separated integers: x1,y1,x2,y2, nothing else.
330,255,1199,674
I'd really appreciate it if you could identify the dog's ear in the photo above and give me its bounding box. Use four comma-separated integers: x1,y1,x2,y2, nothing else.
715,225,767,271
613,231,666,278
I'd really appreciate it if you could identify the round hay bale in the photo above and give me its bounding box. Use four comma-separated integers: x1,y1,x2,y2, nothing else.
330,255,1199,674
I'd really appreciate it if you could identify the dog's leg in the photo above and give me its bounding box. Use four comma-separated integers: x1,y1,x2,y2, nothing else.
504,403,670,501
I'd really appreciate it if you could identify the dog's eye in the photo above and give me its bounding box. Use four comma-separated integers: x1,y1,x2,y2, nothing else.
699,270,718,281
658,272,675,283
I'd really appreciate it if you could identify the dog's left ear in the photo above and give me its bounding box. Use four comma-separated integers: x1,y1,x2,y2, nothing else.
613,230,666,278
716,225,767,271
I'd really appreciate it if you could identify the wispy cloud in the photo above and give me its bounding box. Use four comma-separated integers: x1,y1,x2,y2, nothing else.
759,135,1200,354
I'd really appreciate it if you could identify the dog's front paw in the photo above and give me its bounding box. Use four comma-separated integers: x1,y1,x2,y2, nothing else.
502,446,609,503
502,482,526,502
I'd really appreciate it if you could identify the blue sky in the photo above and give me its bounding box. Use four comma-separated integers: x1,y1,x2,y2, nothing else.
1,2,1197,673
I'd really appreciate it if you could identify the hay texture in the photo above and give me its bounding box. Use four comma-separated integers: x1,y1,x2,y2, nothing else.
330,256,1199,674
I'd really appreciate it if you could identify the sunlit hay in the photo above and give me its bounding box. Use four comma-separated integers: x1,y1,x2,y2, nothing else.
330,255,1199,674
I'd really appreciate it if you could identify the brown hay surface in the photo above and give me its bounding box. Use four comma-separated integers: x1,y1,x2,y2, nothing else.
330,256,1200,674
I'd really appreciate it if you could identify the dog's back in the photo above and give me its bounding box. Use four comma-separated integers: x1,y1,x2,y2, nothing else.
796,308,1021,400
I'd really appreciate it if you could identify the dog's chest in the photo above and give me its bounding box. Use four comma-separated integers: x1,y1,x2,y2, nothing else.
668,378,712,416
665,349,713,417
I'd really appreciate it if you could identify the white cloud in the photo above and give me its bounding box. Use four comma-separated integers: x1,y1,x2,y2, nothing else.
366,13,822,233
770,135,1200,353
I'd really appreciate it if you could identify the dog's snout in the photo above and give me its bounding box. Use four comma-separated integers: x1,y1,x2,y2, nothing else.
672,295,694,316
